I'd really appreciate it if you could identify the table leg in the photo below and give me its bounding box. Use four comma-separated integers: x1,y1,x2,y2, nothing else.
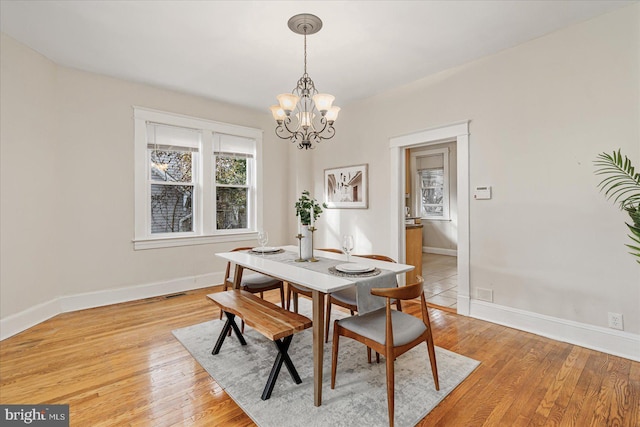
233,265,244,290
311,290,325,406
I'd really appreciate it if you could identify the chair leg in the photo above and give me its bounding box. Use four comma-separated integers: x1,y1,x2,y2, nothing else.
331,320,340,389
285,286,291,311
293,292,299,313
396,299,402,312
367,347,372,363
422,303,440,391
385,351,395,427
425,334,439,390
325,297,332,343
279,285,285,308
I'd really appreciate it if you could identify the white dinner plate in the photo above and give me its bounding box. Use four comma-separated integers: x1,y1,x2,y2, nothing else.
252,246,279,253
335,263,375,274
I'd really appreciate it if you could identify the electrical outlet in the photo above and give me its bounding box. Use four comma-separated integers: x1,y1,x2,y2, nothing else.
477,288,493,302
608,312,624,331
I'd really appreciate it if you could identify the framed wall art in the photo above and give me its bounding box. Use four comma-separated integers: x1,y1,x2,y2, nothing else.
324,164,368,209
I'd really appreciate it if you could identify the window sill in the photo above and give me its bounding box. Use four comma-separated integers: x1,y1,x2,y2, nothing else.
133,231,257,250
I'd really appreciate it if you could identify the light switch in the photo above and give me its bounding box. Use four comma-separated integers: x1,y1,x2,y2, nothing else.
474,186,491,200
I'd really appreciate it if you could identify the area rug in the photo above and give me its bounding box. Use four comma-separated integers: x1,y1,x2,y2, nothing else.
172,300,479,427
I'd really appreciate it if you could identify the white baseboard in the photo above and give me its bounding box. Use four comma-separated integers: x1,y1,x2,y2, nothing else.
423,246,457,257
0,298,63,342
0,271,225,341
469,299,640,362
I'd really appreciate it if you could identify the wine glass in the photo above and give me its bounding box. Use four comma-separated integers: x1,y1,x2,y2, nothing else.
257,231,269,253
342,235,354,263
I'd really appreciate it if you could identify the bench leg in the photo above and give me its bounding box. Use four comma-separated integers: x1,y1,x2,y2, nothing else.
212,312,247,355
261,335,302,400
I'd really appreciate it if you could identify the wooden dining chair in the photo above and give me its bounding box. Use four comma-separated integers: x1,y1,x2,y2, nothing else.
221,247,286,331
286,248,343,313
330,276,438,427
324,254,402,344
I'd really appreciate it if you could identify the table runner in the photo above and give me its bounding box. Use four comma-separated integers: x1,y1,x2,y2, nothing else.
245,248,397,314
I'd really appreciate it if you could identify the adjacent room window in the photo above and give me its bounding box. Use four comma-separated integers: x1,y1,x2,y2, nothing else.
134,107,263,249
414,148,450,220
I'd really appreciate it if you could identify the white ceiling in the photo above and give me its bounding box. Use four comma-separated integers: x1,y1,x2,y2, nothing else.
0,1,635,112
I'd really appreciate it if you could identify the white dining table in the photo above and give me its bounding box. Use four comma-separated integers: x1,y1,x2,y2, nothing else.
215,245,414,406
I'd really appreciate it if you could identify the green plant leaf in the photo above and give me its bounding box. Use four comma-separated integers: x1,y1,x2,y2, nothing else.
595,150,640,209
595,149,640,263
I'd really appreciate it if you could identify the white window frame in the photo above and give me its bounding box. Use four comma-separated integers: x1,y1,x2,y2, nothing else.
411,147,450,221
133,107,263,249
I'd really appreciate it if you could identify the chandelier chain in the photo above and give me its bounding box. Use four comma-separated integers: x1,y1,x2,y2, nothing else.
303,26,307,76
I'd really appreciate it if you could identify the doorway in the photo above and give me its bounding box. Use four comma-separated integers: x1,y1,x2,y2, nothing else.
389,121,470,316
409,142,459,311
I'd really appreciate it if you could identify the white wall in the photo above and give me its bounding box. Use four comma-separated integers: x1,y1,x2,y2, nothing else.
0,33,289,324
1,33,61,315
311,5,640,338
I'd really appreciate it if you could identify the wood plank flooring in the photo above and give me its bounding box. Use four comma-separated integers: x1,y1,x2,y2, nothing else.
1,287,638,426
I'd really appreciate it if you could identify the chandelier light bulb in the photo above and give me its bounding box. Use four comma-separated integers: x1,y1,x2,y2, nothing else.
312,93,335,113
325,106,341,123
296,111,315,128
270,105,286,122
277,93,300,114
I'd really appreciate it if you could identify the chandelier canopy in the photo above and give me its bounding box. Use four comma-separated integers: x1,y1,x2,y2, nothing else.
270,14,340,150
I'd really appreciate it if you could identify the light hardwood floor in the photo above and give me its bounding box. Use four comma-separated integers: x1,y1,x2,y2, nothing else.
1,287,638,426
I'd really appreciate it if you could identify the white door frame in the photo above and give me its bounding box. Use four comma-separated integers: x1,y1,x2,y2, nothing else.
389,121,470,315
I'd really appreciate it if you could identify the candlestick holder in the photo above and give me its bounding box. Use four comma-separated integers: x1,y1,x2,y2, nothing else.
308,226,319,262
295,233,306,262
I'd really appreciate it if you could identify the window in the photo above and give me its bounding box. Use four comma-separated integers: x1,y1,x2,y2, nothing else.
134,107,263,249
412,148,449,220
214,134,255,231
420,168,445,217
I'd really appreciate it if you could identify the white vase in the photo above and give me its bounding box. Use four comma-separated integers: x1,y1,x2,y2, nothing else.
300,225,314,260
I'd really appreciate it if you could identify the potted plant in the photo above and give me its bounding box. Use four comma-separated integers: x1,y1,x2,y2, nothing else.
295,190,327,226
295,190,327,259
595,149,640,263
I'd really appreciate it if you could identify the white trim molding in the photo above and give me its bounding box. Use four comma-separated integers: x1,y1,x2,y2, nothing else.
133,106,264,250
470,300,640,362
0,271,225,341
134,231,257,250
389,120,470,314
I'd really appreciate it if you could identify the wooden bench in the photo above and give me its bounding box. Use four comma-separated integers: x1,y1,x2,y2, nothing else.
207,290,312,400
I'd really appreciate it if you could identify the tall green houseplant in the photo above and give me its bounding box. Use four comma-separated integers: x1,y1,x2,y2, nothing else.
595,149,640,263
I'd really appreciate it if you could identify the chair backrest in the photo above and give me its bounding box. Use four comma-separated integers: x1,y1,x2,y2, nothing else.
372,276,430,348
318,248,343,253
370,276,424,301
353,254,396,263
224,247,254,282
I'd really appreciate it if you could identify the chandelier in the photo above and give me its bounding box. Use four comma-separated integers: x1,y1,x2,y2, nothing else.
270,14,340,150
